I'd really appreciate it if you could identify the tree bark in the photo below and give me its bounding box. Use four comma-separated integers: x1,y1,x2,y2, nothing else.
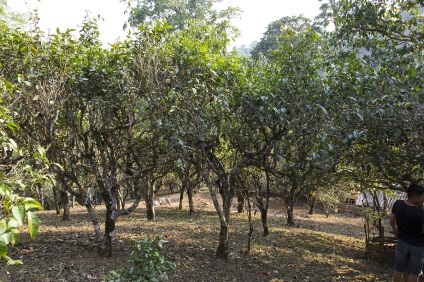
98,207,115,257
98,187,118,257
37,183,45,208
61,191,71,221
308,193,316,215
85,201,103,242
216,223,229,258
187,186,195,215
261,209,269,236
237,190,244,213
53,184,61,214
142,177,156,221
202,170,230,258
286,202,295,226
145,198,155,221
245,195,253,255
178,185,185,210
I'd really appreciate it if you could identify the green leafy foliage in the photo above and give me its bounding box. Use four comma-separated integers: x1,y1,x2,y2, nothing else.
0,78,43,265
104,234,177,282
0,182,43,265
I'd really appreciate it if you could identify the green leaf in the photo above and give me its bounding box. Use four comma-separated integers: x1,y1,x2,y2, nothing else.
4,80,13,90
1,233,12,245
0,237,7,258
5,121,19,132
0,184,10,195
10,229,20,245
7,218,19,229
8,138,18,151
0,220,6,235
27,211,39,238
7,258,23,265
37,146,46,159
12,205,25,226
23,198,43,211
52,163,64,171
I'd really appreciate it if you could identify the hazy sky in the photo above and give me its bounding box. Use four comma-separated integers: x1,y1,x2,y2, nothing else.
9,0,322,47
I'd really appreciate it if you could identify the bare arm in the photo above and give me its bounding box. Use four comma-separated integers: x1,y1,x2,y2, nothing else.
390,212,397,236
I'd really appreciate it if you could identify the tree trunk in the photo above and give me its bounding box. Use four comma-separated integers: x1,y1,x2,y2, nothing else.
98,207,115,257
260,209,269,236
141,178,156,221
202,170,230,259
37,183,45,208
217,191,232,258
85,201,103,242
145,197,155,221
237,190,244,213
308,194,316,215
98,187,118,257
286,202,295,226
178,185,185,210
116,192,121,210
216,223,229,258
223,194,232,224
62,202,71,221
245,195,253,255
187,186,195,215
53,185,61,214
61,191,71,221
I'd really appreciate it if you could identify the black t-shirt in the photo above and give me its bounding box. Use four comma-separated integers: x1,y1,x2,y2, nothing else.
392,200,424,246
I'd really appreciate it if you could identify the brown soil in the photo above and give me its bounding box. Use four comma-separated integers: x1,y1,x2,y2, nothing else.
0,192,399,281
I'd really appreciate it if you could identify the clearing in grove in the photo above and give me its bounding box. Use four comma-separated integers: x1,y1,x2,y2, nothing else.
1,192,397,282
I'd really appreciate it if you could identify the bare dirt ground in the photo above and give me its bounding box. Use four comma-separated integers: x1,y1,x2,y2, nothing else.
0,192,401,282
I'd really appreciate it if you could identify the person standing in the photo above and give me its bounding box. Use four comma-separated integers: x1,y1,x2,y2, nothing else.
390,183,424,282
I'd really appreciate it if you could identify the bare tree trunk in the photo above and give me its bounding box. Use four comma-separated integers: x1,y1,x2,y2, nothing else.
245,194,253,255
216,193,231,258
187,186,195,215
141,177,156,221
61,191,71,221
283,183,300,226
216,223,229,258
66,174,103,243
53,185,61,214
116,192,121,210
98,187,118,257
145,197,155,221
178,185,185,210
202,170,229,258
98,207,115,257
261,209,269,236
223,193,232,225
286,202,295,226
85,201,103,242
37,183,45,208
308,193,316,215
237,190,244,213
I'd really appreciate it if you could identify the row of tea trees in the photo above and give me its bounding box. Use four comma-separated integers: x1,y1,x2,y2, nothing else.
0,0,422,272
